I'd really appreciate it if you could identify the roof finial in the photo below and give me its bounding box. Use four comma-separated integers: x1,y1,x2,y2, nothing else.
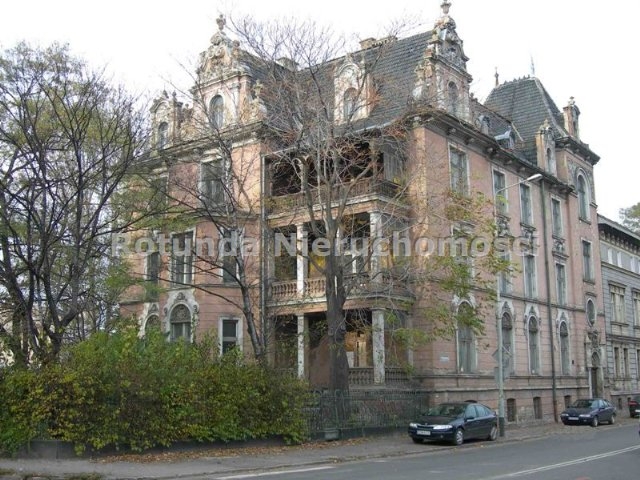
495,67,499,87
216,14,226,32
441,0,452,15
530,55,536,77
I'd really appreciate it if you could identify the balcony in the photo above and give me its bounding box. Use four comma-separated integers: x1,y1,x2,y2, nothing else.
267,177,402,214
268,272,411,305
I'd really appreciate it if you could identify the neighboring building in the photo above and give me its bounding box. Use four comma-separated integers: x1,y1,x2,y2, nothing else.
121,1,605,424
598,215,640,411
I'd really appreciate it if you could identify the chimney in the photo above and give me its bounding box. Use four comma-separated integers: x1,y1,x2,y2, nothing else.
563,97,580,139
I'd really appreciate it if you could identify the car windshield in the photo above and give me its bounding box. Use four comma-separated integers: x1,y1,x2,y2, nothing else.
572,399,595,408
426,404,466,417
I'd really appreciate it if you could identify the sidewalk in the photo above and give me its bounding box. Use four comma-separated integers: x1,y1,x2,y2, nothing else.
0,416,637,480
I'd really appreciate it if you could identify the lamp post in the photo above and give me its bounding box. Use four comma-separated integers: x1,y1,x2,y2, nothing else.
494,172,542,437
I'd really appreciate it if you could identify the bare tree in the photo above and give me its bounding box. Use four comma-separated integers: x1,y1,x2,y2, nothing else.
0,42,147,365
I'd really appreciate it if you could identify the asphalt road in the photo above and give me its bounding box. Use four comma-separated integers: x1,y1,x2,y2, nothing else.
210,423,640,480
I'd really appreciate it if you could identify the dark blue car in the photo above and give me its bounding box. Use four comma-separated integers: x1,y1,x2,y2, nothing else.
560,398,616,427
408,401,498,446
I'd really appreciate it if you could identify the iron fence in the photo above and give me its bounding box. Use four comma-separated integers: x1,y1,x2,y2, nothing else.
305,389,429,434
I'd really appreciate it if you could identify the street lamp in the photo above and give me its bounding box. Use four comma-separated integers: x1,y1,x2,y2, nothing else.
494,172,542,437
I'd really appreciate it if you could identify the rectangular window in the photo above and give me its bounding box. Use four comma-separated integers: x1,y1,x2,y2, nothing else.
202,160,226,205
449,148,468,195
520,183,533,225
633,291,640,326
555,263,567,306
171,232,193,286
145,251,160,301
551,198,563,236
614,346,621,378
221,229,239,284
493,170,507,215
582,240,593,281
564,395,572,409
221,318,240,354
624,348,630,378
498,251,512,295
524,254,537,298
611,285,626,323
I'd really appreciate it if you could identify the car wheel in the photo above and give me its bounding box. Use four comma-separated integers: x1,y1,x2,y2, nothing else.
453,428,464,446
487,425,498,441
412,437,424,444
609,414,616,425
591,416,599,428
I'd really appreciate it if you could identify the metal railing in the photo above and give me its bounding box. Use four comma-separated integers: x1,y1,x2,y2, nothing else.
305,389,428,434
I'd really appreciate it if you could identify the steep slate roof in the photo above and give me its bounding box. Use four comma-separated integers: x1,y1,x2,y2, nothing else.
359,32,431,127
484,77,569,161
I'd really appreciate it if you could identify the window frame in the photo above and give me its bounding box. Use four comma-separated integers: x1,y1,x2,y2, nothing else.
632,290,640,326
577,173,590,221
610,284,626,324
559,321,570,375
551,197,563,237
528,316,540,375
201,159,227,206
582,240,594,282
170,304,192,342
524,254,537,299
449,147,468,196
492,169,508,216
171,231,194,286
456,302,475,374
157,121,169,150
219,317,243,354
502,312,514,375
209,95,225,129
555,262,567,306
519,182,533,226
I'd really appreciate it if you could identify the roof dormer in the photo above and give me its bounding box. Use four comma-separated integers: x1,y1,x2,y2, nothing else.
334,55,371,124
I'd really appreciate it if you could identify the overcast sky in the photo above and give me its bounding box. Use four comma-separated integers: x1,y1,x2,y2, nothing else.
1,0,635,219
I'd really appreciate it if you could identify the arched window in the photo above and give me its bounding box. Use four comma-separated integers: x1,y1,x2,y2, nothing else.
157,122,168,149
457,302,475,373
448,82,459,116
343,88,358,120
528,316,540,374
145,314,161,334
559,322,570,375
586,298,596,326
209,95,224,129
577,174,589,220
170,304,192,342
502,312,514,375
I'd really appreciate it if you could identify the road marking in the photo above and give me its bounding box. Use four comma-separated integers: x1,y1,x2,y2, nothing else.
485,445,640,479
217,466,335,479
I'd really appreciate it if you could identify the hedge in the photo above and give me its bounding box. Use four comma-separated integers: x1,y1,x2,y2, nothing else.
0,329,310,454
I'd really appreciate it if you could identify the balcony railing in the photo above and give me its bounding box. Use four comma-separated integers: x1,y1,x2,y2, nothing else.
348,367,411,386
268,272,410,303
268,178,401,213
